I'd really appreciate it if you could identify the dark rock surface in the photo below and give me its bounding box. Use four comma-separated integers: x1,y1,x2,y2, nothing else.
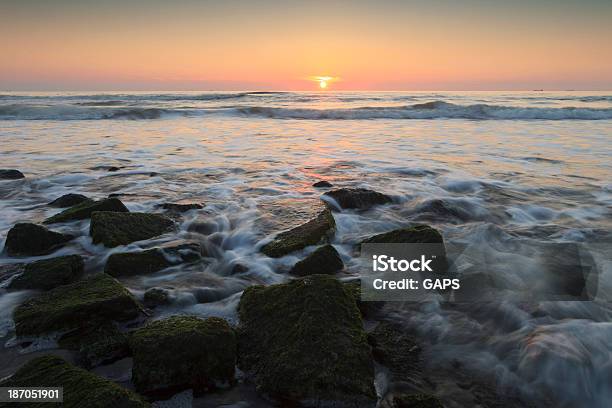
44,198,128,224
362,225,444,244
129,316,236,397
289,244,344,276
90,212,174,248
14,273,144,336
8,255,84,291
4,223,74,256
323,188,392,210
313,180,333,188
160,202,204,212
238,274,376,406
143,287,171,307
261,209,336,258
0,169,25,180
48,193,90,208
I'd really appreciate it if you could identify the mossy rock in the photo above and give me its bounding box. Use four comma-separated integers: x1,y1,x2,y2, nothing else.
8,255,84,291
261,209,336,258
129,316,236,397
323,188,392,210
143,287,171,308
14,273,144,336
289,244,344,276
104,241,202,277
48,193,90,208
58,320,129,369
390,393,444,408
0,355,148,408
160,202,204,213
238,274,376,406
343,281,385,318
44,198,128,224
90,212,174,248
4,223,74,256
362,225,444,244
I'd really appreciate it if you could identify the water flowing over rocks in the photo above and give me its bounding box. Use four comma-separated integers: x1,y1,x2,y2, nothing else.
90,212,174,247
160,202,204,213
323,188,392,210
4,223,74,256
44,197,129,224
237,274,376,406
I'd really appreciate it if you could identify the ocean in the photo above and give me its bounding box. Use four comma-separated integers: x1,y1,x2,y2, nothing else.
1,91,611,407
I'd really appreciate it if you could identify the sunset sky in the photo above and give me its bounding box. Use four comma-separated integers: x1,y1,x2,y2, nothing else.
1,0,611,91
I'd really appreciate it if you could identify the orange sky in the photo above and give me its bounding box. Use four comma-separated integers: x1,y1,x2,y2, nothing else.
1,1,611,90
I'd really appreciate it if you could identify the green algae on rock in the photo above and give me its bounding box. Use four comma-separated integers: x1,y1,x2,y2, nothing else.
362,225,444,244
0,355,149,408
143,287,171,307
90,211,174,248
14,273,144,336
4,223,74,256
237,274,376,406
129,316,236,397
261,209,336,258
43,198,128,224
343,280,385,318
8,255,84,291
48,193,90,208
289,244,344,276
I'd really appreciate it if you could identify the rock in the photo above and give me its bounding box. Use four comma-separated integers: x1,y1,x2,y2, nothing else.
238,275,376,406
412,199,471,223
129,316,236,397
387,394,443,408
90,212,174,248
0,169,25,179
362,225,444,244
8,255,84,291
104,241,202,277
323,188,392,210
0,355,148,407
289,244,344,276
344,281,385,318
107,166,121,172
58,320,129,368
261,209,336,258
4,223,74,256
313,180,333,188
143,287,171,307
44,198,128,224
13,273,144,336
48,193,90,208
160,202,204,213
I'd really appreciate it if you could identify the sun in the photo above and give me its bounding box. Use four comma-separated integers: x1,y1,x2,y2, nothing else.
311,76,334,90
319,79,328,89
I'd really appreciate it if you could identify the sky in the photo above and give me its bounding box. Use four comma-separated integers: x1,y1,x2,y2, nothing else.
1,0,611,91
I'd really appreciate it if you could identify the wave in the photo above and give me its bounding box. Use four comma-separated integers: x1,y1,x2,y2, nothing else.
2,100,612,120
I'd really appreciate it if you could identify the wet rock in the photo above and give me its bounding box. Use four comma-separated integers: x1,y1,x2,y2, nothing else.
58,320,129,368
238,274,376,406
129,316,236,397
48,193,90,208
313,180,333,188
344,281,385,318
8,255,84,291
90,212,174,248
160,202,204,213
362,225,444,244
412,199,471,223
44,198,128,224
289,244,343,276
4,223,74,256
14,273,144,336
261,209,336,258
143,287,171,307
0,169,25,179
0,355,148,407
104,241,202,277
385,393,443,408
107,166,121,172
323,188,392,210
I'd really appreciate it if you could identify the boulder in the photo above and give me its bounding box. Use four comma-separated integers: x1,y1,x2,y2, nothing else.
44,198,128,224
385,394,444,408
344,281,385,318
238,275,376,406
0,355,148,407
362,225,444,244
143,287,171,308
13,273,144,336
90,212,174,248
313,180,333,188
129,316,236,397
58,320,129,368
4,223,74,256
289,244,344,276
412,199,471,223
160,203,204,213
261,209,335,258
104,241,202,277
0,169,25,179
48,193,90,208
8,255,84,291
323,188,392,210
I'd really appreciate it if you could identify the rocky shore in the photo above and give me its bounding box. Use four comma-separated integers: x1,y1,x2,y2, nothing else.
0,179,568,407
